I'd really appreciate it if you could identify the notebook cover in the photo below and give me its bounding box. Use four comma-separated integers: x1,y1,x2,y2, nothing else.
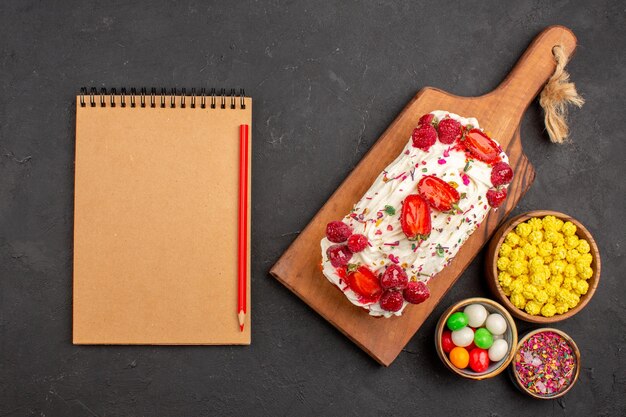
73,95,252,345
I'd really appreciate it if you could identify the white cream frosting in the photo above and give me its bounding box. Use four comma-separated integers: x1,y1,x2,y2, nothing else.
321,110,510,317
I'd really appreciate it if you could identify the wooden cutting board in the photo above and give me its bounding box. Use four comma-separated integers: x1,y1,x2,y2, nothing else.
270,26,577,366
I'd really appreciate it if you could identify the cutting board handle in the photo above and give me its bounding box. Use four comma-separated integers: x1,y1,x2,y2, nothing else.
485,26,577,129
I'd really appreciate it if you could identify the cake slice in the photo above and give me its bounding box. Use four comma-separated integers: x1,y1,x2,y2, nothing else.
320,111,513,317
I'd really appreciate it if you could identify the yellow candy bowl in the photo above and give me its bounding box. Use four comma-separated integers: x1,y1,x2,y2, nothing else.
486,210,600,323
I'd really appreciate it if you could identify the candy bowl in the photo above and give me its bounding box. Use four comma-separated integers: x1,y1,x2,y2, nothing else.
435,297,518,380
486,210,601,323
510,328,580,399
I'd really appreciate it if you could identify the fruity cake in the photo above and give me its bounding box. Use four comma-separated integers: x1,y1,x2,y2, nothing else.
321,111,513,318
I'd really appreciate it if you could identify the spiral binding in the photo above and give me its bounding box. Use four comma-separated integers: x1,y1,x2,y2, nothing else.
79,87,246,109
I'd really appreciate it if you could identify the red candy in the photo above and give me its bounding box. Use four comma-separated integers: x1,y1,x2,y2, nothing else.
468,348,490,373
441,330,455,353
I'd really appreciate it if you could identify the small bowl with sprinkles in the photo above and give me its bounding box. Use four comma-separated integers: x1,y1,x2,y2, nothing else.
486,210,601,323
511,328,580,399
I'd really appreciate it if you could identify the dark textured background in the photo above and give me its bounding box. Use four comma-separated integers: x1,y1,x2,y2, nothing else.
1,1,625,416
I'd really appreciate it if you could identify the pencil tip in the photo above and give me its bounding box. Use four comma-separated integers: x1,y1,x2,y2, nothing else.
240,324,244,332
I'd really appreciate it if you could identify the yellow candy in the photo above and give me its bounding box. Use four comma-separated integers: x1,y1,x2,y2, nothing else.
528,218,543,231
505,232,521,247
566,249,581,263
556,289,572,303
574,280,589,295
537,242,553,257
562,221,577,236
547,296,557,305
554,234,565,248
528,230,543,245
565,235,580,249
555,302,569,314
507,260,526,277
579,266,593,280
543,256,553,264
497,256,510,271
515,222,532,238
509,248,525,262
509,279,524,294
541,303,557,317
522,243,537,258
542,216,559,231
518,274,530,284
530,270,548,287
502,286,511,296
577,239,591,254
535,290,549,304
525,300,543,315
567,293,580,309
498,271,513,288
499,243,512,257
562,276,576,290
549,260,566,276
578,253,593,266
528,257,544,272
552,246,567,260
543,230,559,244
545,283,558,297
511,292,527,309
549,274,564,287
522,284,538,300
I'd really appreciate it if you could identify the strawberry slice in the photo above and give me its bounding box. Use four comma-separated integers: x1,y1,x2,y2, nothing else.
417,175,460,212
400,194,432,241
345,265,383,303
463,129,501,164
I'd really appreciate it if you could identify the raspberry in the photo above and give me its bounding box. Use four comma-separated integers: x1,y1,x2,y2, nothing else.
326,244,352,268
403,281,430,304
486,188,507,208
418,113,435,127
347,234,368,252
326,221,352,243
412,124,437,151
380,264,409,290
437,118,462,144
379,290,404,312
490,162,513,186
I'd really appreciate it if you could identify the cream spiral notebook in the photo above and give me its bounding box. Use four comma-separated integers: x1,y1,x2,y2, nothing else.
73,87,251,345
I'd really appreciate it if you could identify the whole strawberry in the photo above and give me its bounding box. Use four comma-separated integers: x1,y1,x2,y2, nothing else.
403,281,430,304
412,124,437,151
486,188,507,208
437,118,462,144
380,264,409,290
347,234,369,252
490,162,513,186
326,244,352,268
326,221,352,243
379,290,404,312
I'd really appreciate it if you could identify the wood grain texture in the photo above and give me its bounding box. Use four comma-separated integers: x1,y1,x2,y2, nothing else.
270,26,577,366
485,210,601,323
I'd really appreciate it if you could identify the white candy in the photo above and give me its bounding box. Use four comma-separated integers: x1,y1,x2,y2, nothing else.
463,304,488,328
451,326,474,347
485,313,507,335
488,339,509,362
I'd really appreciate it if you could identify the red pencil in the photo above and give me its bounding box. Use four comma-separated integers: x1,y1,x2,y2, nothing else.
238,124,249,332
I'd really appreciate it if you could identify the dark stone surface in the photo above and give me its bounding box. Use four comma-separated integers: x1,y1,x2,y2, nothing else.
1,0,624,416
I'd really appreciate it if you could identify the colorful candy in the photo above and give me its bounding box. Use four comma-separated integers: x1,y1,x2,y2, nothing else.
514,331,577,397
451,327,474,347
485,313,507,335
468,348,490,372
441,330,455,353
464,303,488,327
446,312,469,331
443,303,511,374
474,328,494,349
449,346,470,369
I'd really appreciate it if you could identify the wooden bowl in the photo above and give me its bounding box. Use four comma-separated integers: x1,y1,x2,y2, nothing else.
510,328,581,399
486,210,600,323
435,297,518,380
